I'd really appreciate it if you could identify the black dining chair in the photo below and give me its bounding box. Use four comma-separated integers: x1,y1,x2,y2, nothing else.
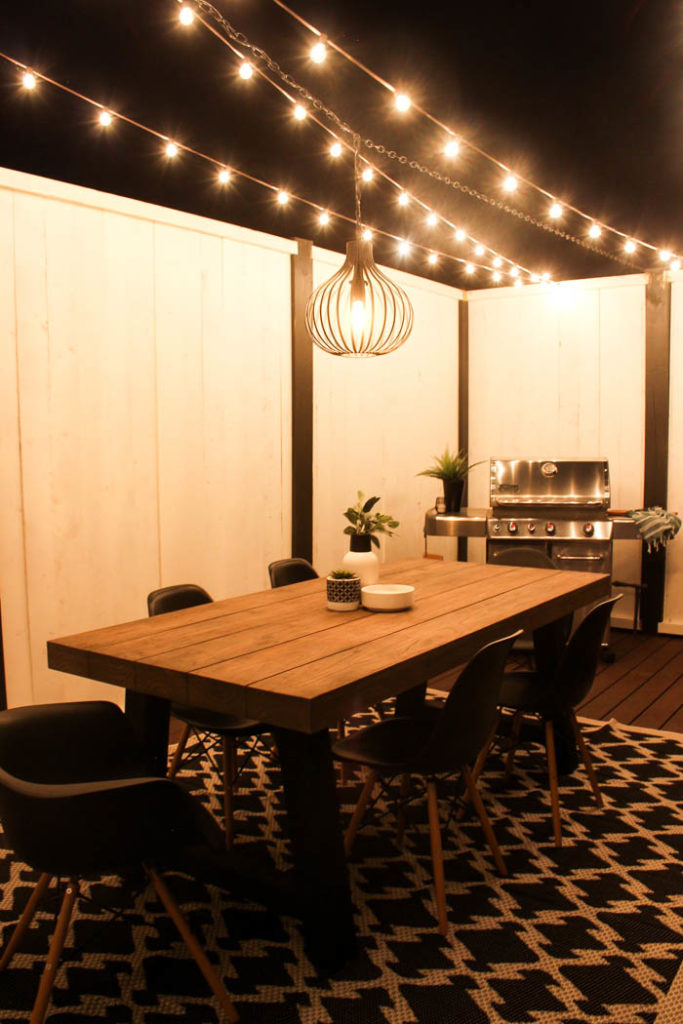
267,557,319,588
147,584,266,848
497,595,620,846
332,631,519,935
0,700,238,1024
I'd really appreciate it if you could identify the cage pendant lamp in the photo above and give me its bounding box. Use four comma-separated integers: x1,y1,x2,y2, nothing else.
305,146,414,357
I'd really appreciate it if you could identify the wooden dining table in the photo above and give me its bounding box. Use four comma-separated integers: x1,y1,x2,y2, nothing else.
47,557,610,971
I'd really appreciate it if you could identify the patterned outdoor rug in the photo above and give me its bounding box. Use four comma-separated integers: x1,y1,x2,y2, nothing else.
0,712,681,1024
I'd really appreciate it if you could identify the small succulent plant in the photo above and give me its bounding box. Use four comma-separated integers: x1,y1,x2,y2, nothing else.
328,568,358,579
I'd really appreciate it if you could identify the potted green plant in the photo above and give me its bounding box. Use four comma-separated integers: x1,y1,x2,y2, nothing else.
341,492,399,587
326,568,362,611
418,447,484,514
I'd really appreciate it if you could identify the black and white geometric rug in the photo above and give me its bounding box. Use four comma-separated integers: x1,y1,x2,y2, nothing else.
0,713,681,1023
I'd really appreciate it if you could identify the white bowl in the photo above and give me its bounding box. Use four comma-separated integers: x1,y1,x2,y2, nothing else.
361,583,415,612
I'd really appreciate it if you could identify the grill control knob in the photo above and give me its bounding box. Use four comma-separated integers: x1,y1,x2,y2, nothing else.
584,522,595,536
546,522,556,535
527,522,536,533
508,521,518,534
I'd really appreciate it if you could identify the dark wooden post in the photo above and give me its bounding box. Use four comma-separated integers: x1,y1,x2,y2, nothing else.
640,271,672,633
290,238,314,562
457,298,470,561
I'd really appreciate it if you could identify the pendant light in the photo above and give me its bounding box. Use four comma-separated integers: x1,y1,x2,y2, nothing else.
305,142,414,357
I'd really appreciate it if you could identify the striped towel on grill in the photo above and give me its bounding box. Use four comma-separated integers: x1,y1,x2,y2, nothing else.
627,507,682,551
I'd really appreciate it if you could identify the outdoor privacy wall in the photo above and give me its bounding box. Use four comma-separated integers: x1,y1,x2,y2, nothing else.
0,168,294,707
665,278,683,634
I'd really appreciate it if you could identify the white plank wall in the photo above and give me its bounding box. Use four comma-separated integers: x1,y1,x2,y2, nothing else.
663,274,683,633
0,169,293,707
312,247,462,575
467,276,647,629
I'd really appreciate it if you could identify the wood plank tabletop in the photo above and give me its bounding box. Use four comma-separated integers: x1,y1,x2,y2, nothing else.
48,559,610,732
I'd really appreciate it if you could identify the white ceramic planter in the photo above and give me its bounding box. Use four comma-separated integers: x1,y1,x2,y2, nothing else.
342,535,380,588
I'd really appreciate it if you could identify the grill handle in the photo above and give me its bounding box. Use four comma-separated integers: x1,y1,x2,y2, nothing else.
555,553,606,562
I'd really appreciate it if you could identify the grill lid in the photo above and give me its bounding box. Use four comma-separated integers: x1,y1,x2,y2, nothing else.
490,458,610,510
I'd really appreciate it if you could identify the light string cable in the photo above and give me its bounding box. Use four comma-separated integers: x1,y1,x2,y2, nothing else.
189,0,643,270
0,50,500,280
267,0,678,266
179,1,535,277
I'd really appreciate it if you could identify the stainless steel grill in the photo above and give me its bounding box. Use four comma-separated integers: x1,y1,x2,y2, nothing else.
486,458,613,577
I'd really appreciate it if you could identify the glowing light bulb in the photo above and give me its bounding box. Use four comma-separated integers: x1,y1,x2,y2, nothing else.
659,249,672,262
310,41,327,63
464,263,475,275
277,190,290,205
455,229,466,242
362,229,373,241
398,192,409,206
98,110,113,127
588,223,602,239
530,273,540,283
238,62,254,80
510,266,519,277
426,212,437,226
541,272,551,281
428,252,438,265
329,141,342,158
395,93,411,112
361,167,374,182
514,279,522,288
293,104,307,121
475,244,485,257
398,240,411,256
22,71,37,90
218,168,231,184
624,239,637,254
503,174,518,192
179,5,195,25
670,258,681,271
492,271,502,283
444,138,460,157
165,141,179,158
351,298,367,335
492,257,502,268
549,202,563,219
318,211,330,226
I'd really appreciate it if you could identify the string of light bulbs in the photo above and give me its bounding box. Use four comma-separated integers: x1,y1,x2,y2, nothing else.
0,50,533,286
262,0,680,270
182,0,654,273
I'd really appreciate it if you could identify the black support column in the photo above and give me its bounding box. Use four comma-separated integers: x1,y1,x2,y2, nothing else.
457,298,470,561
290,238,314,562
641,271,672,633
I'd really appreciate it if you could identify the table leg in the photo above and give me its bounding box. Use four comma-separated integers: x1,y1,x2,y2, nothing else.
273,726,357,973
124,691,170,775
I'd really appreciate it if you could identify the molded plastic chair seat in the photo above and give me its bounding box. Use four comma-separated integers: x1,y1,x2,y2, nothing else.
267,557,318,588
169,703,263,736
0,700,238,1024
332,716,436,773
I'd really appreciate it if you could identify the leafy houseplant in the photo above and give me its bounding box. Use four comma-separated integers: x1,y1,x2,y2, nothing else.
418,447,484,514
326,568,361,612
341,492,399,587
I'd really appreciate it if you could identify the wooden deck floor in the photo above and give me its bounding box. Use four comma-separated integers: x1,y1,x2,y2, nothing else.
579,628,683,733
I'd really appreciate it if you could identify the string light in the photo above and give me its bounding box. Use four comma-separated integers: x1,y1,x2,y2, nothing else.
530,273,540,283
503,175,518,193
361,167,374,182
165,141,179,157
492,257,502,268
514,278,523,288
492,271,502,282
588,224,602,239
426,212,438,226
293,103,307,120
277,190,290,204
318,210,330,225
671,258,681,272
510,266,519,277
475,244,485,257
624,239,637,254
362,228,373,241
178,5,195,25
218,167,231,184
238,61,254,79
98,110,113,127
394,92,411,112
22,70,37,90
428,252,438,264
464,263,475,275
549,202,563,219
659,249,672,262
398,239,411,255
443,138,459,158
455,229,466,242
398,192,409,206
309,40,327,64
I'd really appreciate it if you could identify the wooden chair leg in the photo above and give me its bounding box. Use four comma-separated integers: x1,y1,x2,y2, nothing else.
146,868,239,1024
571,712,604,807
462,765,508,877
168,723,193,778
222,737,236,849
396,773,411,844
29,880,77,1024
456,712,500,821
503,711,523,782
544,720,563,847
426,780,448,936
344,769,377,858
0,873,52,971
